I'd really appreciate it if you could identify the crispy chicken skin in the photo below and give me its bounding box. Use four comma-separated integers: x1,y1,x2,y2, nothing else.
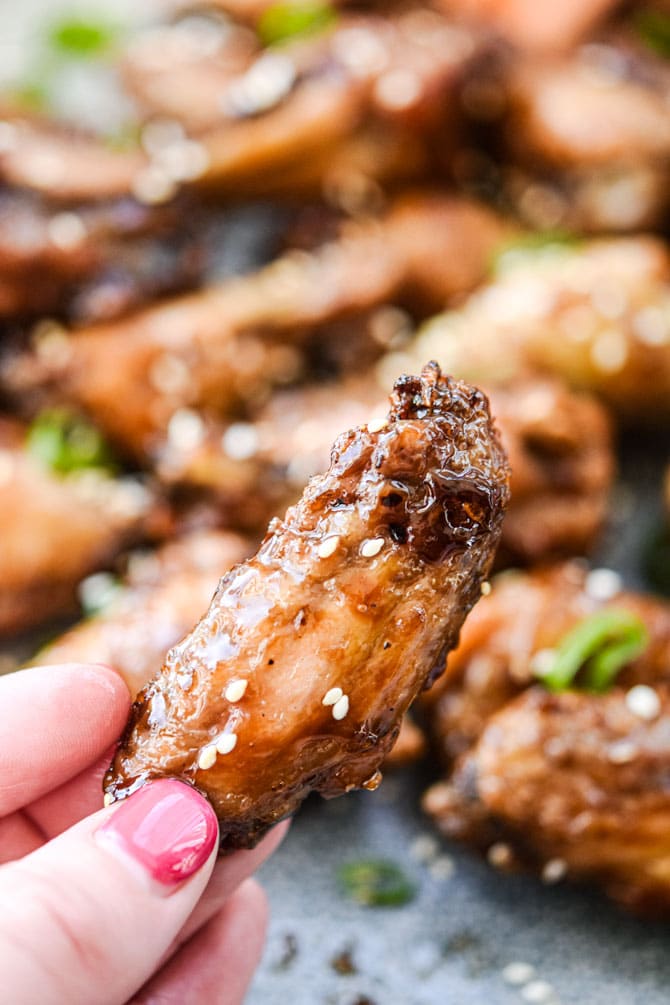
33,531,251,696
422,562,670,913
389,238,670,422
104,365,510,848
2,195,506,458
0,417,152,637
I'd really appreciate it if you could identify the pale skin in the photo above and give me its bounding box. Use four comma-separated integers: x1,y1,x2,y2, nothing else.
0,662,288,1005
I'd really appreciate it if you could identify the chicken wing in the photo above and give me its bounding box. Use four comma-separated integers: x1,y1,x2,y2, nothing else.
0,416,153,636
104,364,510,848
33,531,250,696
422,562,670,913
2,194,506,459
388,237,670,422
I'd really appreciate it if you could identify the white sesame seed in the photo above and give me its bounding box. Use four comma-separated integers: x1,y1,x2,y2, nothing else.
198,745,217,770
590,330,628,374
221,422,259,461
332,694,350,720
149,354,191,395
608,740,638,764
167,408,205,452
361,537,384,558
103,792,114,808
225,679,248,703
541,858,568,884
409,834,440,864
216,732,238,755
584,567,622,601
502,962,536,986
367,415,387,433
317,536,340,559
225,52,296,117
521,979,555,1003
322,687,343,706
487,842,512,869
480,580,492,596
530,648,557,679
626,684,661,721
156,139,210,182
429,854,455,880
632,306,670,346
132,164,178,205
47,211,87,250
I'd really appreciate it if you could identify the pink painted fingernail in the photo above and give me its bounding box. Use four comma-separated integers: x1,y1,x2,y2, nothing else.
98,779,218,886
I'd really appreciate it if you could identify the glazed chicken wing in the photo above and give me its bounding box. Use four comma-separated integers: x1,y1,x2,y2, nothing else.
2,195,506,459
422,562,670,913
104,365,510,848
389,237,670,422
0,417,153,636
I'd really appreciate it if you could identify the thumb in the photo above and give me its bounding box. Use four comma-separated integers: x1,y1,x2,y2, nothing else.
0,780,219,1005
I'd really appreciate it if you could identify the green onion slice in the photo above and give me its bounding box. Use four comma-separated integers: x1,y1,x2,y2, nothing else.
536,609,649,693
48,16,120,58
634,10,670,59
491,230,580,274
338,859,416,907
26,409,116,476
258,1,336,47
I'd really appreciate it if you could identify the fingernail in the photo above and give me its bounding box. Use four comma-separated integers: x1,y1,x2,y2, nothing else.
97,779,218,886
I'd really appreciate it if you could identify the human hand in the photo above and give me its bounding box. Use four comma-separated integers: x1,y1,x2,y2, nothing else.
0,662,288,1005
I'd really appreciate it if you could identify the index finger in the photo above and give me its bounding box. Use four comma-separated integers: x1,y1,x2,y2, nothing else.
0,663,130,817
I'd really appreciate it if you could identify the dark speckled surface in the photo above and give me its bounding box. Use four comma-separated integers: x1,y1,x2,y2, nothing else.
249,434,670,1005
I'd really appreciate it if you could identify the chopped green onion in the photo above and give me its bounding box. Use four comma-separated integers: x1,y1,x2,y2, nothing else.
536,609,649,693
258,1,336,47
26,409,116,476
48,16,120,58
491,230,580,274
338,859,416,907
634,10,670,59
644,522,670,596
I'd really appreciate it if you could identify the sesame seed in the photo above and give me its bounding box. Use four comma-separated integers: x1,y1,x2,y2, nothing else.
367,415,387,433
541,858,568,884
632,306,670,347
626,684,660,721
221,422,259,461
584,567,622,601
198,745,217,770
530,648,557,679
429,854,455,880
156,139,210,182
216,732,238,755
318,536,340,559
225,679,248,703
332,694,350,720
132,164,178,205
409,834,440,863
590,330,628,374
47,211,86,250
521,980,555,1003
502,962,536,986
608,740,638,764
225,52,296,117
487,842,512,869
167,408,205,452
103,793,114,808
361,537,384,558
322,687,343,706
480,580,492,596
